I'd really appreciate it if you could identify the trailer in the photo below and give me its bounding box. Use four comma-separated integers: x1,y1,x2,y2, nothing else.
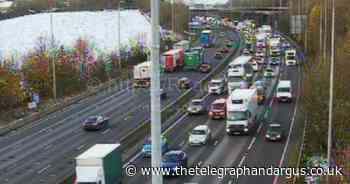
161,49,185,72
75,144,122,184
184,46,204,70
200,30,213,48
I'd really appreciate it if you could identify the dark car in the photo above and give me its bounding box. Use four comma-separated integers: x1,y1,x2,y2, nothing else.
177,77,192,89
269,57,281,65
265,123,284,142
214,51,224,59
199,64,211,73
162,150,188,175
83,115,109,130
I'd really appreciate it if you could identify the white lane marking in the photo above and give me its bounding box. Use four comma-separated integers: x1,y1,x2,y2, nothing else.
162,113,189,135
238,155,246,167
179,141,185,147
37,165,51,174
213,140,218,146
77,144,85,150
257,123,263,134
123,152,142,168
273,67,301,184
247,137,256,151
101,129,110,135
228,180,233,184
197,161,202,166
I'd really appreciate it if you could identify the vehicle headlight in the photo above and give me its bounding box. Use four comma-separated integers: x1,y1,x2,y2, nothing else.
226,128,230,132
276,135,281,138
244,128,249,132
265,134,270,138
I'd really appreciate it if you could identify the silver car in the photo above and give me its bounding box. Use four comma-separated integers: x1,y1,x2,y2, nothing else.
187,99,205,114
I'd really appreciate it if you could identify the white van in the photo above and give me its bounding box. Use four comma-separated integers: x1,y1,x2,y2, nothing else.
276,80,292,103
285,49,297,66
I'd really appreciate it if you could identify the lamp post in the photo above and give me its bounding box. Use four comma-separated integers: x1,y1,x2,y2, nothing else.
48,0,57,102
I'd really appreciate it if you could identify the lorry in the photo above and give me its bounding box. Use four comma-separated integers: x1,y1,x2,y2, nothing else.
226,89,258,135
133,61,151,88
285,49,297,66
161,49,185,72
200,30,213,48
184,46,204,70
174,40,190,51
75,144,122,184
269,38,281,57
227,56,254,94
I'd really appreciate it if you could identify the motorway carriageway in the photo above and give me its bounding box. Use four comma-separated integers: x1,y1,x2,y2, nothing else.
124,39,302,184
0,30,240,184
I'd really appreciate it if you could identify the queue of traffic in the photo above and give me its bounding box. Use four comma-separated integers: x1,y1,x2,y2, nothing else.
74,17,299,183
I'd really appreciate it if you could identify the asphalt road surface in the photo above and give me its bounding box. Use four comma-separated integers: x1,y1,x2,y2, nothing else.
123,39,303,184
0,30,240,184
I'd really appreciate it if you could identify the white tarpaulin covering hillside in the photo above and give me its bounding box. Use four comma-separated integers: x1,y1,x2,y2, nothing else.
0,10,151,64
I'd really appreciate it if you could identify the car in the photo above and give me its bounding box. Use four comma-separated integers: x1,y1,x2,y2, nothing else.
220,32,225,37
242,48,250,56
225,40,234,48
187,99,205,114
255,57,265,65
255,50,265,58
199,63,211,73
265,123,284,141
142,136,169,157
177,77,192,89
162,150,187,175
189,125,211,146
264,67,276,78
251,61,259,72
269,57,281,65
160,89,167,99
82,115,109,130
214,51,224,59
209,98,226,119
218,47,230,54
208,78,225,95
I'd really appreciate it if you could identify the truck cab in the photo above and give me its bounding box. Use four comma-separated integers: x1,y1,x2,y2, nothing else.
226,89,258,135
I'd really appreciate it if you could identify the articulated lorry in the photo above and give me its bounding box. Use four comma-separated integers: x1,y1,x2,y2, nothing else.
161,49,185,72
226,89,258,135
75,144,122,184
133,61,151,88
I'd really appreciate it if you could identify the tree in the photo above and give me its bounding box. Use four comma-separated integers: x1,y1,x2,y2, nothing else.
0,67,26,110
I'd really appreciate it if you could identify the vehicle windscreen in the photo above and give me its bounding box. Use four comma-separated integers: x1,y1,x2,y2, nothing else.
278,87,290,92
210,81,222,86
191,101,202,106
163,154,178,162
227,111,248,121
286,56,295,60
191,129,206,135
228,76,242,82
266,69,273,72
86,117,97,122
267,126,282,134
212,103,224,110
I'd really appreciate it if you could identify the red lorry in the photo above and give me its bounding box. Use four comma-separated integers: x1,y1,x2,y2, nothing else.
161,49,185,72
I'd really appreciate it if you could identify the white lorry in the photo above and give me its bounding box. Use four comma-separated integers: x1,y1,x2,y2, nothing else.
226,89,258,135
285,49,297,66
133,61,151,88
227,56,253,94
75,144,122,184
269,38,281,57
